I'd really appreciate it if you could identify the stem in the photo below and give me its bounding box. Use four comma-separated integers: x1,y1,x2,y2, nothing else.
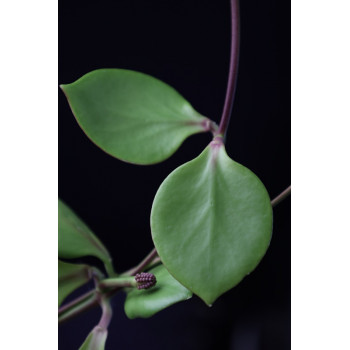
98,276,136,290
98,298,113,329
104,258,117,277
58,291,99,325
122,248,158,276
58,289,95,315
144,256,161,270
271,185,291,208
217,0,240,139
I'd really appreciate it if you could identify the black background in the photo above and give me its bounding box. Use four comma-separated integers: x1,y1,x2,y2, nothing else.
58,0,290,349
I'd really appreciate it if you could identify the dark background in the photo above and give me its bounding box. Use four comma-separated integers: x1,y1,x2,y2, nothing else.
58,0,291,349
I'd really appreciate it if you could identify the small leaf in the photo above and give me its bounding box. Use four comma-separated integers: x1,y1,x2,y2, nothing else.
58,260,91,307
58,199,114,276
124,264,192,319
61,69,212,165
151,138,273,305
79,326,107,350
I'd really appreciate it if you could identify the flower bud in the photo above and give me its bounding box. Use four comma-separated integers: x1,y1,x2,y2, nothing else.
134,272,157,290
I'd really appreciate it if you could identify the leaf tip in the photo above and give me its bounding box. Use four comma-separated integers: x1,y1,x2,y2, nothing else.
59,83,67,91
194,290,218,307
59,84,71,99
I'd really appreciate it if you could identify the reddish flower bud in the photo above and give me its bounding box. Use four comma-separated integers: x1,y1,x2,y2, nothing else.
134,272,157,290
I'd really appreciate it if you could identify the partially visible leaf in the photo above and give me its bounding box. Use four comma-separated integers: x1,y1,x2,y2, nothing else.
58,199,114,275
58,260,91,307
79,326,107,350
124,264,192,319
61,69,212,165
151,139,273,305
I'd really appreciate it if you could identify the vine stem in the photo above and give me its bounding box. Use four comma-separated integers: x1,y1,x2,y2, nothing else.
271,185,291,208
217,0,240,139
99,276,136,290
98,298,113,329
122,247,158,276
58,291,99,325
58,289,95,315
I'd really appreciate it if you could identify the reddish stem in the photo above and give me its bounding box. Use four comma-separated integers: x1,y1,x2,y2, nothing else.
271,185,291,208
217,0,240,139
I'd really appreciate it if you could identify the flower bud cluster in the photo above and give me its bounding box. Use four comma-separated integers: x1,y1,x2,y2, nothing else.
134,272,157,290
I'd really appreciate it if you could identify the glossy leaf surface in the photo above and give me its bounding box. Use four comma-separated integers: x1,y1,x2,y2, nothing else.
58,260,91,307
61,69,211,165
79,326,107,350
124,264,192,319
151,139,273,305
58,199,113,275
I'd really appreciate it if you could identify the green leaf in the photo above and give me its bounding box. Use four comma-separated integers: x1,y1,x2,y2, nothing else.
58,199,114,276
124,264,192,319
58,260,91,307
60,69,212,165
151,138,273,305
79,326,107,350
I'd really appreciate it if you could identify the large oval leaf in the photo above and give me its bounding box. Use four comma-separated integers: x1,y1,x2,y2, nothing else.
58,199,114,276
58,260,91,307
124,264,192,319
60,69,212,165
151,138,273,305
79,326,107,350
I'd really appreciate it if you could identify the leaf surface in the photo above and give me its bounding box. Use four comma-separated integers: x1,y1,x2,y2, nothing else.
124,264,192,319
58,260,91,307
58,199,113,275
151,139,273,305
61,69,212,164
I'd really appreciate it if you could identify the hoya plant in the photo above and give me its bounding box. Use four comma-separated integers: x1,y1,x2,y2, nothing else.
59,0,290,349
